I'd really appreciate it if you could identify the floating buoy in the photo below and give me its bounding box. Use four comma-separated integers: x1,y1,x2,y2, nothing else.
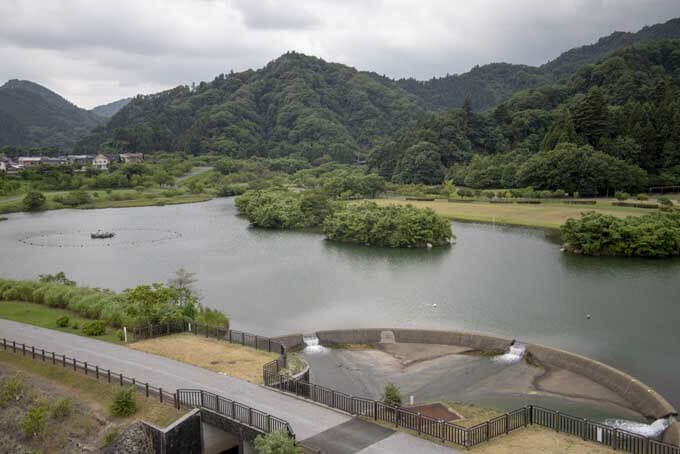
586,314,592,319
432,303,437,308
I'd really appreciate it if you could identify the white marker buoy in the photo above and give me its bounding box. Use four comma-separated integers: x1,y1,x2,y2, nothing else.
432,303,437,308
586,314,592,319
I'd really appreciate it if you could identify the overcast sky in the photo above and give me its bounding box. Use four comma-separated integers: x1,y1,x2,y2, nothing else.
1,0,679,109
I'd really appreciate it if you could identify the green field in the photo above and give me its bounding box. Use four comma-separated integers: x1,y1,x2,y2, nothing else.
0,188,213,214
371,197,669,229
0,301,121,344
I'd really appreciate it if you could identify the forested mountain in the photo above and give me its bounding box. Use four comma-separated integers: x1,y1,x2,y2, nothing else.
77,52,425,163
0,80,104,149
91,97,131,118
396,18,680,111
369,39,680,193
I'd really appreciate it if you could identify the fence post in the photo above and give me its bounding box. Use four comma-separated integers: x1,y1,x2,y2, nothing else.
73,358,76,371
52,352,55,365
486,420,490,441
31,346,35,359
160,387,163,403
255,335,258,350
200,390,204,407
173,392,176,409
332,391,336,409
119,373,123,386
96,366,99,380
22,343,25,356
374,401,378,421
417,413,422,435
62,354,66,367
229,330,232,343
41,349,45,361
582,419,587,440
505,413,509,435
13,341,16,353
132,378,136,388
84,362,88,375
268,338,271,352
248,408,253,426
395,408,399,428
107,369,111,383
556,411,560,433
267,415,271,433
2,339,4,351
612,429,618,450
529,405,533,425
440,420,445,444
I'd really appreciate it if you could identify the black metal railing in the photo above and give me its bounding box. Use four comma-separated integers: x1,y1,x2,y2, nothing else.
177,389,294,439
264,370,680,452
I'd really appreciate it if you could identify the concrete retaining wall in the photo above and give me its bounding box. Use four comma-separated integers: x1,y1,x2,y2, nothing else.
143,408,202,454
306,328,676,421
526,343,676,420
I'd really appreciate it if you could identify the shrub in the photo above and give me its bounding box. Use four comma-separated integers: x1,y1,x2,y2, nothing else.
382,383,402,408
103,429,120,446
110,387,137,417
615,191,630,201
20,403,48,438
82,320,106,336
322,202,453,248
56,316,70,327
71,321,80,330
637,193,649,201
0,374,23,407
22,191,46,211
117,329,125,342
553,189,566,198
561,212,680,257
658,197,673,207
51,397,72,419
254,431,302,454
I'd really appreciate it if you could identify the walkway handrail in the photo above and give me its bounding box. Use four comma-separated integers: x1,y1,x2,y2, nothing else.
266,371,680,453
177,389,295,439
0,337,295,441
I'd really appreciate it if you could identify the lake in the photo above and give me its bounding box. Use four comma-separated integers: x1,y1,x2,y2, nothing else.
2,198,679,409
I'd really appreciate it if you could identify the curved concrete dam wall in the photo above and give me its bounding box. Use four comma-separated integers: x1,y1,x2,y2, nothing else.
274,328,677,422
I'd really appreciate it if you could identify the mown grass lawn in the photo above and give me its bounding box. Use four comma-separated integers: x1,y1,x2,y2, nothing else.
370,198,656,229
0,300,122,344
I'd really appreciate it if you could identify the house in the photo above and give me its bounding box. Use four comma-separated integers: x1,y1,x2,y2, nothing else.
67,155,94,167
93,153,109,171
41,156,68,166
18,157,42,168
119,153,144,164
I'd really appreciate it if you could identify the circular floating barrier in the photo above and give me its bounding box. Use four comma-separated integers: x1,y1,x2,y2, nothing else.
18,227,183,248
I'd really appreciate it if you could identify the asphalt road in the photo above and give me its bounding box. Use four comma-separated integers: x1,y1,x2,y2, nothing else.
0,319,457,453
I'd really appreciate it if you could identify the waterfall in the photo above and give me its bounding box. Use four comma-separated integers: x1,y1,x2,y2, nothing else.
604,418,670,438
302,334,327,354
492,342,526,364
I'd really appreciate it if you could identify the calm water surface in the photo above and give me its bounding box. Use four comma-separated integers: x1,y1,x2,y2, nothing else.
1,198,679,408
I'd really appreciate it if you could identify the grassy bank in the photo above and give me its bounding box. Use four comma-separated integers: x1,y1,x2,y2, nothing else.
0,301,122,344
370,198,655,229
0,188,214,214
129,334,278,384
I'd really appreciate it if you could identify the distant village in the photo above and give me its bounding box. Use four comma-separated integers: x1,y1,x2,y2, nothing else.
0,152,144,174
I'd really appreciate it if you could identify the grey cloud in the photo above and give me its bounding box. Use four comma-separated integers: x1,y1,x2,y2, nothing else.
1,0,679,107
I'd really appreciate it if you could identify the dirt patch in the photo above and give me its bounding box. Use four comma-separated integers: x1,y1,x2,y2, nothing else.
405,403,460,421
377,342,473,366
535,366,634,410
470,425,617,453
129,333,279,384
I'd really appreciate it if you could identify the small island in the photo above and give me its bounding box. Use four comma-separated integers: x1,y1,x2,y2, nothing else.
235,189,453,248
560,212,680,257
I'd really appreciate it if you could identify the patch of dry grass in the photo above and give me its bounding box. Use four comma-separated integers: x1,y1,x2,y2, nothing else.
447,401,503,428
371,198,648,229
129,333,278,384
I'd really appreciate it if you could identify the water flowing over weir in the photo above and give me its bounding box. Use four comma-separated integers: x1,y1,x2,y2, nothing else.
493,342,526,364
302,334,328,354
604,418,670,438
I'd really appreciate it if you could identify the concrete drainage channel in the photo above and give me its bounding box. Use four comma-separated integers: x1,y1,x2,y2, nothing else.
272,328,680,450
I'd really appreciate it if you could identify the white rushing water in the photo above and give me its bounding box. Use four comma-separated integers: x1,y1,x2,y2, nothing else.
303,334,328,354
604,418,670,438
493,343,527,364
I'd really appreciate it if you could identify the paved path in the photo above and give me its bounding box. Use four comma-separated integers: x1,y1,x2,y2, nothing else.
0,320,458,453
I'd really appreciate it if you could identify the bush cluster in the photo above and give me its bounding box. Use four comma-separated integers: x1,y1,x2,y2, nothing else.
82,320,107,336
561,212,680,257
322,202,453,248
110,387,137,417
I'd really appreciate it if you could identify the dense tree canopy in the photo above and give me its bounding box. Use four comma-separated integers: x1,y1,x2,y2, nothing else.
561,212,680,257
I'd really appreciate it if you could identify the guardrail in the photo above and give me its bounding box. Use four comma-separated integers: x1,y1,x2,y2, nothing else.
266,373,680,452
1,337,295,441
177,389,294,439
